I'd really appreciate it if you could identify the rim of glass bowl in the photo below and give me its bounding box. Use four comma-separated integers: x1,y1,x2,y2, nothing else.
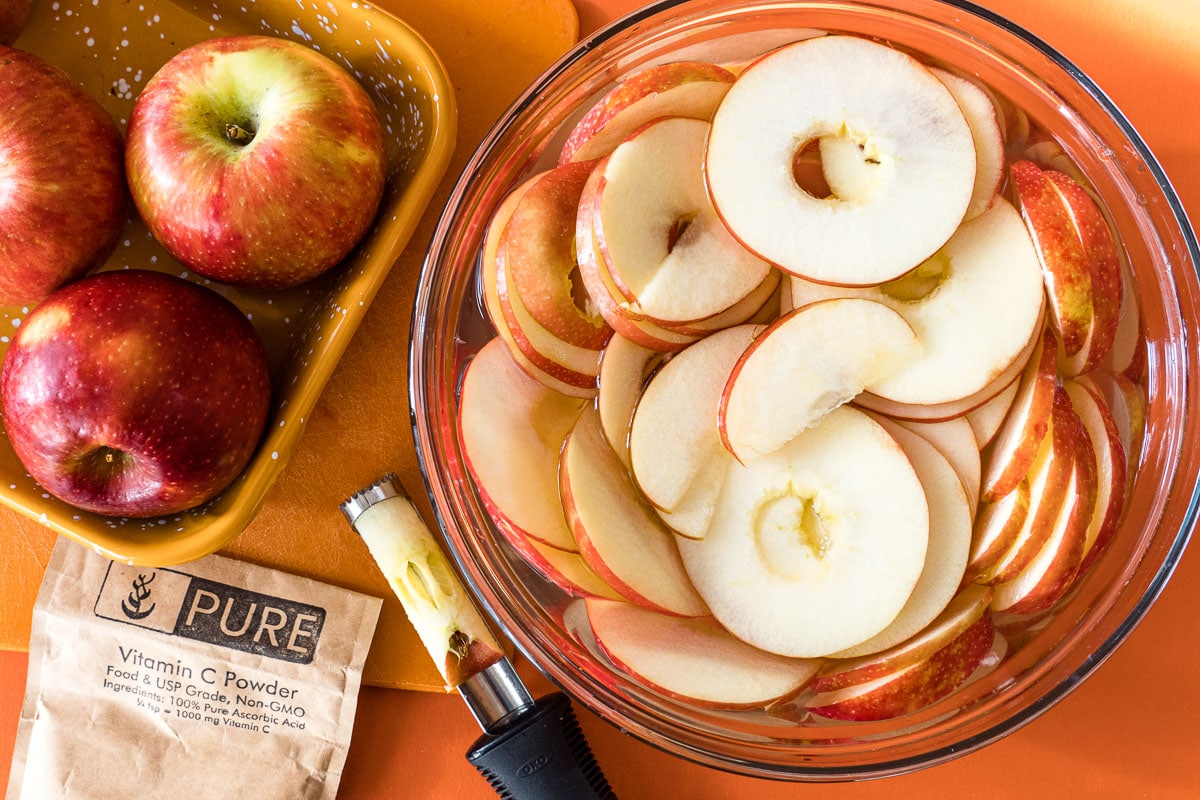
411,0,1200,780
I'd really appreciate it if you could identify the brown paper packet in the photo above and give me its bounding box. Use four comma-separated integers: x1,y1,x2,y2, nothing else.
6,538,382,800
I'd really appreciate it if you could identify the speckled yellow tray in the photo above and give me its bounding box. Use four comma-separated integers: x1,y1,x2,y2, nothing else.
0,0,456,566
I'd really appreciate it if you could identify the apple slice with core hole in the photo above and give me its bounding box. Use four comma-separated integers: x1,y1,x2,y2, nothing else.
792,197,1045,407
719,298,921,462
561,406,709,616
592,116,772,324
585,598,820,709
805,613,995,721
630,324,759,512
460,338,584,552
706,35,975,286
559,61,736,165
980,327,1057,502
1064,378,1127,574
811,584,993,693
679,405,929,658
830,415,973,658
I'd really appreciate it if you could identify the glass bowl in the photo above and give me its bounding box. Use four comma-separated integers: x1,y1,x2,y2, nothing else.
411,0,1200,780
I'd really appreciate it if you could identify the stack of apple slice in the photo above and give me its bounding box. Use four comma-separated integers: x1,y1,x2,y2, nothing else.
458,33,1145,723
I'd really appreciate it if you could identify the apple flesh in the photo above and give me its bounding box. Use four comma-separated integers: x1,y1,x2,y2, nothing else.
706,35,975,286
126,35,388,289
719,298,921,462
458,337,585,553
679,405,929,658
559,61,736,164
0,46,126,306
584,598,820,709
0,271,270,517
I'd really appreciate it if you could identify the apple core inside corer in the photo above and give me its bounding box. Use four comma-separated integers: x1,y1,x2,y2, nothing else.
459,31,1147,726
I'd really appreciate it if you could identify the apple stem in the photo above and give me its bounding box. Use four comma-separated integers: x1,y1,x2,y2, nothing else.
224,122,255,146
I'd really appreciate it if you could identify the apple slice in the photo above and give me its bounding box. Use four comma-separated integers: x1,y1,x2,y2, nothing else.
984,387,1085,585
592,116,772,324
719,298,921,462
526,538,626,601
679,405,930,658
830,415,973,658
931,68,1004,221
596,334,663,469
810,584,992,693
1046,171,1122,375
706,35,975,286
792,198,1046,408
963,478,1031,584
990,437,1096,616
459,338,585,552
1075,369,1145,488
979,327,1057,502
630,324,759,512
966,378,1020,449
653,458,728,540
559,61,736,164
897,416,982,512
1010,159,1093,357
481,176,597,396
561,406,709,616
1100,255,1145,383
1064,378,1127,574
805,613,995,721
585,598,820,709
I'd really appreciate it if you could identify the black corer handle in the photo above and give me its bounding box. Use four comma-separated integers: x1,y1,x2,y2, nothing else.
466,692,617,799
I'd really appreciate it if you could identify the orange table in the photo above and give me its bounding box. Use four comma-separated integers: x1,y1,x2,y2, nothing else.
5,0,1200,797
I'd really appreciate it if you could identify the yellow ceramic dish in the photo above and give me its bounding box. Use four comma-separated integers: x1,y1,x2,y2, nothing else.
0,0,456,565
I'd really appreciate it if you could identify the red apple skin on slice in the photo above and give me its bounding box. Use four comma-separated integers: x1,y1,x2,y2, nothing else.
1046,170,1123,375
963,478,1031,584
526,538,626,601
980,327,1057,503
1063,378,1127,575
596,334,663,470
1010,159,1093,358
561,406,709,617
967,378,1019,449
585,598,820,709
559,61,736,165
459,338,585,553
806,613,996,721
498,159,611,349
810,584,993,694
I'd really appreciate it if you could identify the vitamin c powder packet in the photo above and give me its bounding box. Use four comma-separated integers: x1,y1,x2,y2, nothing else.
6,538,382,800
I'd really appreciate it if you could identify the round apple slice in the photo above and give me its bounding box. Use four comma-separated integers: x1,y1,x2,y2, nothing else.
459,338,585,553
630,324,760,513
931,68,1004,221
792,198,1046,408
679,405,930,658
829,415,973,659
584,598,820,709
897,416,982,512
559,61,736,164
1063,378,1127,574
719,298,921,462
593,116,772,325
562,406,709,617
705,35,975,286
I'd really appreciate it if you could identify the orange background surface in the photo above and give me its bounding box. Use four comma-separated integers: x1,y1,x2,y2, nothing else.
4,0,1200,797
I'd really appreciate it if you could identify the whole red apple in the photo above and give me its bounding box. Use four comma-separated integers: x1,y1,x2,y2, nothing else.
0,45,126,306
0,0,31,44
125,35,389,290
0,270,271,517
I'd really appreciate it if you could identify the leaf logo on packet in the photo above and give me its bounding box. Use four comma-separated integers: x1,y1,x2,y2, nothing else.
95,561,327,664
120,573,156,620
